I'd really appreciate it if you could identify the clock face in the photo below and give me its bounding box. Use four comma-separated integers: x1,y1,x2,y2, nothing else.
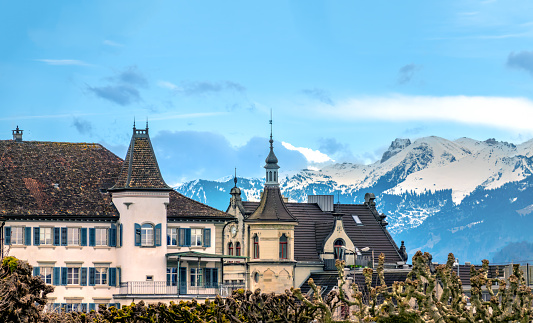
230,226,237,237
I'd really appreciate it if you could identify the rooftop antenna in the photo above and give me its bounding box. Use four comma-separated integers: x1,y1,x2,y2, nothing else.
133,117,136,130
234,167,238,187
337,191,341,204
146,117,149,133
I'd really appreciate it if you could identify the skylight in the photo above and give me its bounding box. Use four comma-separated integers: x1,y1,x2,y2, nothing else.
352,215,363,226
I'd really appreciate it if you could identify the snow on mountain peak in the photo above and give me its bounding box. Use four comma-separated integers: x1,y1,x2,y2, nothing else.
381,138,411,163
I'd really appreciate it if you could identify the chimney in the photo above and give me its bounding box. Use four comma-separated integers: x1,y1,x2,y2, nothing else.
12,126,23,142
364,193,376,208
308,195,334,212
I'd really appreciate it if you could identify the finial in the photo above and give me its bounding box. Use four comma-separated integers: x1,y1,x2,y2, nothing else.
146,117,149,130
269,109,273,147
234,167,238,187
133,117,136,130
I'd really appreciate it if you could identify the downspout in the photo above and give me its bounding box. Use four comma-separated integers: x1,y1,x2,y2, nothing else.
0,218,5,259
246,225,250,290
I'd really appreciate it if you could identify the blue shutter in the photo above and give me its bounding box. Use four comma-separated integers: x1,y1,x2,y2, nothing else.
80,267,87,286
61,227,67,246
109,224,117,247
185,228,191,247
178,228,185,246
5,227,11,245
61,267,68,285
109,268,117,286
53,227,60,246
134,223,141,246
89,267,96,286
81,303,88,313
80,228,87,246
203,228,211,248
53,267,60,285
89,228,95,246
117,267,121,285
155,224,161,246
33,266,40,277
119,224,123,247
34,227,40,246
213,268,218,288
89,303,95,312
24,227,32,246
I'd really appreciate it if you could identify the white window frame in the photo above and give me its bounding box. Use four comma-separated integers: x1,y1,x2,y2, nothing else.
95,228,108,246
190,268,203,287
67,267,80,285
95,267,108,285
11,226,24,245
40,267,53,284
141,223,154,246
67,228,80,246
40,227,53,245
167,227,179,246
191,228,203,247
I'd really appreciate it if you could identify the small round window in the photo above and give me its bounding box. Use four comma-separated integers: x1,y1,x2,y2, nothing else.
254,272,259,283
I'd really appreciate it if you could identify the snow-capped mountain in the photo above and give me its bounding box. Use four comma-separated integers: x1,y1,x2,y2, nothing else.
175,136,533,263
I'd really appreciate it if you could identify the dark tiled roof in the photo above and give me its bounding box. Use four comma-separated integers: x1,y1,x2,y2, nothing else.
111,129,170,191
0,140,122,216
167,190,233,219
242,202,403,263
245,186,297,222
452,264,506,286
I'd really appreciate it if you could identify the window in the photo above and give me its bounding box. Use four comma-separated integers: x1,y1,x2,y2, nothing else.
141,224,154,246
352,215,363,226
334,239,345,260
253,235,259,259
11,227,24,245
40,227,53,245
95,228,108,246
67,268,80,285
40,267,53,284
167,268,178,286
228,242,233,256
95,267,108,285
67,228,80,245
254,272,259,283
191,228,203,246
235,242,241,256
167,228,178,246
190,268,203,287
279,234,288,259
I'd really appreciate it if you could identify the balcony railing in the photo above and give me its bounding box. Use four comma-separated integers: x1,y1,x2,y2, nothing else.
323,256,372,271
117,281,246,297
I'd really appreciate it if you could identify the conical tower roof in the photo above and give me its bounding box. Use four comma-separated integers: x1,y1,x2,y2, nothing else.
110,124,171,191
245,186,297,222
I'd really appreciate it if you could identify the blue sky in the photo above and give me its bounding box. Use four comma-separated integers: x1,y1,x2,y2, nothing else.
2,0,533,185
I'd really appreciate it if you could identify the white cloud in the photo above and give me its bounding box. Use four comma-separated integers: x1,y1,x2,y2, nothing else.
281,142,333,163
34,59,90,66
158,80,181,91
312,95,533,131
103,40,124,47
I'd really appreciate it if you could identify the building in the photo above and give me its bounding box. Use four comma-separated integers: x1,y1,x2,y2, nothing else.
0,125,241,311
223,124,409,294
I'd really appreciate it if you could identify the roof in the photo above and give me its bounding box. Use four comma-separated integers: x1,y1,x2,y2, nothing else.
0,140,122,216
110,127,171,191
167,190,233,219
243,201,403,263
166,251,247,259
452,264,506,286
245,186,298,222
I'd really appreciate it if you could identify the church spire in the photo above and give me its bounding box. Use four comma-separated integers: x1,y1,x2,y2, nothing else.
264,112,280,186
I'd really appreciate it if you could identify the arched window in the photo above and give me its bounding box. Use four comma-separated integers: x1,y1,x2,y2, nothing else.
253,235,259,259
228,242,233,256
236,242,241,256
274,172,277,182
333,239,345,260
141,223,154,246
279,234,288,259
269,171,272,182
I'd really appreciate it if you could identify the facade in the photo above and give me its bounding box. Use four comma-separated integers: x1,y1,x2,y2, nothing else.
223,125,409,294
0,125,240,311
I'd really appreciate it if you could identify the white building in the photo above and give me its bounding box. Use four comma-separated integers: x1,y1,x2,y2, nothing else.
0,125,241,311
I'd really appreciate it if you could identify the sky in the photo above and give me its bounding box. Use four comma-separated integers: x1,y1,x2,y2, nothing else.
2,1,533,185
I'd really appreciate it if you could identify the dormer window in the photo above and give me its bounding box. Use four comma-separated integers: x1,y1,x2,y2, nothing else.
334,239,345,260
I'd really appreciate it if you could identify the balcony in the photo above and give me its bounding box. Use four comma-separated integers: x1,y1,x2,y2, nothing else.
323,256,372,271
115,281,245,298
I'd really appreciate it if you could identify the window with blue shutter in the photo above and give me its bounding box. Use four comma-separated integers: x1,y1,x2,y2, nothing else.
203,228,211,247
109,224,116,247
81,303,88,313
5,227,11,245
119,223,123,247
61,267,68,285
89,303,95,312
53,228,60,246
155,224,161,246
61,228,67,246
33,227,40,246
109,268,117,286
134,223,141,246
185,228,191,247
33,266,40,277
80,228,87,246
24,227,32,246
80,267,88,286
89,228,95,246
89,267,96,286
117,267,121,285
53,267,60,285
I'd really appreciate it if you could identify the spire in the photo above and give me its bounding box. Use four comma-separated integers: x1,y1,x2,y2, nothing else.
110,123,171,191
234,167,238,188
264,112,279,186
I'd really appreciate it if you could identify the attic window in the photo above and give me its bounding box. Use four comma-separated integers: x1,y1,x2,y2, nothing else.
352,215,363,226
